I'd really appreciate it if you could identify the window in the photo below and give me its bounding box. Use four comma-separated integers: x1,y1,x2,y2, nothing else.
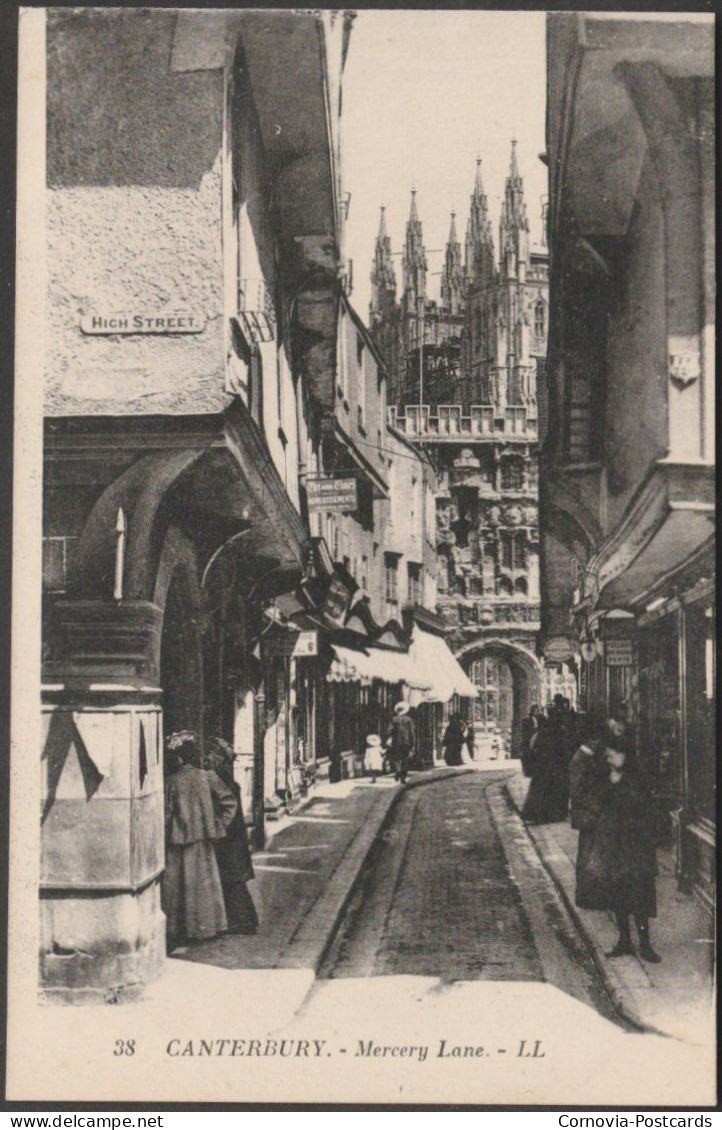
468,576,483,596
500,531,526,571
534,300,546,338
357,333,366,429
42,536,77,593
361,555,368,592
501,457,524,491
384,554,399,612
338,316,348,401
407,563,422,605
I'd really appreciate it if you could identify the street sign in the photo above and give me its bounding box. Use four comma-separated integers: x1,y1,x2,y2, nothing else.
604,639,634,667
80,312,206,335
306,477,358,513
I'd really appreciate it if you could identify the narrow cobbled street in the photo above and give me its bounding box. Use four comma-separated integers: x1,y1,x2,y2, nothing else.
322,773,620,1024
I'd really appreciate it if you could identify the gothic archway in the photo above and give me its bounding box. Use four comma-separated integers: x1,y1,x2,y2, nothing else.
456,637,541,757
155,528,204,748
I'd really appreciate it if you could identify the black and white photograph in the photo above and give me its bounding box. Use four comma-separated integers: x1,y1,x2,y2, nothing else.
8,5,716,1105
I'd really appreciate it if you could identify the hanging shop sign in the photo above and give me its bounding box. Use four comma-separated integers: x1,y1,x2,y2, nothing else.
306,477,358,514
543,636,577,663
80,311,206,335
264,630,318,659
604,639,635,667
321,576,353,625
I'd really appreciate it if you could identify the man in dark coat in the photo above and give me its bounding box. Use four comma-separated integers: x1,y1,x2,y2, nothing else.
386,702,415,784
441,714,466,766
520,704,542,777
521,713,569,824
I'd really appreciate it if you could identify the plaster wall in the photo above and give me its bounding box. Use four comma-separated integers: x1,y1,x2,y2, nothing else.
46,10,229,417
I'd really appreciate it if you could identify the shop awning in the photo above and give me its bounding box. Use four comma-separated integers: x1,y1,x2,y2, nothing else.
409,628,478,702
328,645,430,690
598,512,715,610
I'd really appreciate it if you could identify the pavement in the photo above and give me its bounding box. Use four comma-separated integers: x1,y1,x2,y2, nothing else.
163,765,479,1003
506,773,715,1045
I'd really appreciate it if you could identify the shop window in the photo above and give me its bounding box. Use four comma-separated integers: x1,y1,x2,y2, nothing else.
685,600,715,823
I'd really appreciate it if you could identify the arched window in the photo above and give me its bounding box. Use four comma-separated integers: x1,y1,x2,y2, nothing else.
498,576,513,596
534,300,546,338
514,577,528,595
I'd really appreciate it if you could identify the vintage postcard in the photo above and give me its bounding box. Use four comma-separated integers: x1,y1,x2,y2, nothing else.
8,6,716,1106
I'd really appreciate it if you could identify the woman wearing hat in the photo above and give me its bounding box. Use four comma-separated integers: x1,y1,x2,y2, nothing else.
204,737,259,936
385,701,415,785
162,731,237,950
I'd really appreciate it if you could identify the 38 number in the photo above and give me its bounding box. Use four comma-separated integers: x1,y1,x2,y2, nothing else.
114,1039,136,1056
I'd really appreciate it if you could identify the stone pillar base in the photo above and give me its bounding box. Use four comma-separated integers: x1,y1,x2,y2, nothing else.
39,881,166,1005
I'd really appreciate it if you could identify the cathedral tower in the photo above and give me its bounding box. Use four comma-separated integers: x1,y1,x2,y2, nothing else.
370,205,397,327
402,190,428,314
368,146,549,755
441,212,464,317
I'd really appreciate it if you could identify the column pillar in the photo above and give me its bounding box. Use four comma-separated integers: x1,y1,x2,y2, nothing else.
40,600,166,1003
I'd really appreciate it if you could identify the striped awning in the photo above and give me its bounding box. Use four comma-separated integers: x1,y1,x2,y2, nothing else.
328,645,431,690
409,627,478,702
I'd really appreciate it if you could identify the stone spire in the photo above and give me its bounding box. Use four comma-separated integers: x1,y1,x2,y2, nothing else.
402,189,427,310
465,158,494,286
441,212,464,316
499,140,530,280
370,205,397,325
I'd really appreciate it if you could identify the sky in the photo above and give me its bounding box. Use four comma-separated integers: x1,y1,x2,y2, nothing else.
341,10,548,324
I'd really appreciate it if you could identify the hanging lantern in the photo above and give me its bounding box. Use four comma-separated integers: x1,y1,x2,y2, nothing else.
580,639,597,664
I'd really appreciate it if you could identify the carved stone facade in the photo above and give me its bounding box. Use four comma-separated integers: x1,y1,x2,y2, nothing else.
369,146,548,753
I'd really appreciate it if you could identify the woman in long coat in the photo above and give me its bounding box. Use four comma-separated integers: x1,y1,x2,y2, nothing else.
521,714,569,823
204,737,259,935
162,731,237,949
441,714,467,766
569,716,607,909
577,745,661,963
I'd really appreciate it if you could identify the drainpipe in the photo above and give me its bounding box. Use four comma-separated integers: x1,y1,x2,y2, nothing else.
252,685,266,849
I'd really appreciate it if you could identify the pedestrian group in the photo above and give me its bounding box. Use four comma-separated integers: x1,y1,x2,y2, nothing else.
161,730,258,951
520,697,661,964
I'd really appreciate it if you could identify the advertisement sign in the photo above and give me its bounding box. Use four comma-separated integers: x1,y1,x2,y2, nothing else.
605,639,634,667
322,577,352,624
264,630,318,659
306,477,358,513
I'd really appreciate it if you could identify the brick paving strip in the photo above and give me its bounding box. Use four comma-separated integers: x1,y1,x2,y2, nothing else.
505,774,715,1044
